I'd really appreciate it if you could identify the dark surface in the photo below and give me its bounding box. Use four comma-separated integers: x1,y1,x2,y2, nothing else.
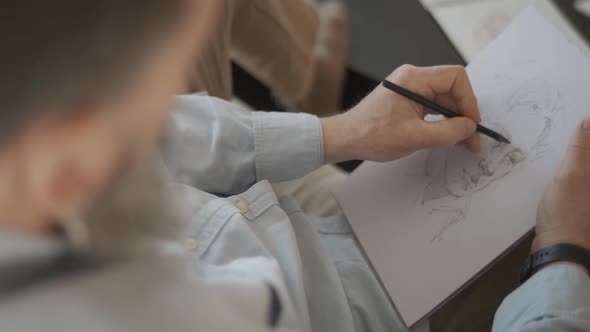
233,0,468,105
554,0,590,44
233,0,590,112
429,236,533,332
347,0,466,80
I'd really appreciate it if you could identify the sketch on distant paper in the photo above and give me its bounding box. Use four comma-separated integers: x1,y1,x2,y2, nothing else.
420,78,563,243
473,11,512,51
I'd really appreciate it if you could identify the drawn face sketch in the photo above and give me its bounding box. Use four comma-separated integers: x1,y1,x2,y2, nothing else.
424,78,562,202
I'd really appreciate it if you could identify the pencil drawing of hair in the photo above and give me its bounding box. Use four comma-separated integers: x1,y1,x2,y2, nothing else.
422,77,563,242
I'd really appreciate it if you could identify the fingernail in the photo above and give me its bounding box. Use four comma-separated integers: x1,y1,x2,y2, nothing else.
583,118,590,131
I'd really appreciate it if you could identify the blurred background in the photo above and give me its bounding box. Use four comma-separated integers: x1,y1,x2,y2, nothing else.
233,0,590,172
234,0,590,109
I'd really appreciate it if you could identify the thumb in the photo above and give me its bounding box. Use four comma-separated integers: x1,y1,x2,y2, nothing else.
563,117,590,172
416,117,476,149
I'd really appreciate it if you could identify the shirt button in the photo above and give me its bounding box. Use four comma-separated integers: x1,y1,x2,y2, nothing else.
236,200,249,214
184,238,198,251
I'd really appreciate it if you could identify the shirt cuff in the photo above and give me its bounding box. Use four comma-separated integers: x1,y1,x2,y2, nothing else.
493,264,590,331
253,111,324,182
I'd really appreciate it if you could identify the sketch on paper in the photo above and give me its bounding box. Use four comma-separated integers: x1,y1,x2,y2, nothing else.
420,78,563,243
473,11,513,52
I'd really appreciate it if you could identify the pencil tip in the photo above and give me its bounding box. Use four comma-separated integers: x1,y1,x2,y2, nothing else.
500,136,511,144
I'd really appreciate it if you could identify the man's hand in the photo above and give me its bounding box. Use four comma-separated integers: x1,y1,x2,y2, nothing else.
533,118,590,252
322,65,481,163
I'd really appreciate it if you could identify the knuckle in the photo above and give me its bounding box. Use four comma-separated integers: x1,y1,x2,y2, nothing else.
439,65,463,77
454,67,470,86
453,65,467,76
395,64,416,79
398,64,415,72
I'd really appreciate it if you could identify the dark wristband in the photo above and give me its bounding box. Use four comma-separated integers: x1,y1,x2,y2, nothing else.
520,243,590,284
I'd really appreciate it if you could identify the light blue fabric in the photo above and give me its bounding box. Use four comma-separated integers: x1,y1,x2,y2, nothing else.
167,95,406,331
166,95,323,196
0,94,588,332
493,265,590,331
167,94,590,332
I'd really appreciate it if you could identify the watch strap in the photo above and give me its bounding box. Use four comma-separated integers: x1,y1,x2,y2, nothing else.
520,243,590,283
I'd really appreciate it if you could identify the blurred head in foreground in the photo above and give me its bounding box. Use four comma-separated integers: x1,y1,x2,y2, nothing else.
0,1,220,254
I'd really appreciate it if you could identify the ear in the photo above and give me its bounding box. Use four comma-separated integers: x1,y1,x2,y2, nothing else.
16,107,120,221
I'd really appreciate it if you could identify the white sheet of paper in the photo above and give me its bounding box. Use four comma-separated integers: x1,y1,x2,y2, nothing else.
335,7,590,328
425,0,588,61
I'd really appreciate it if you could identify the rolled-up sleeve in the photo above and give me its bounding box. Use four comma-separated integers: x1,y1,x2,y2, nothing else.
164,94,324,195
492,265,590,331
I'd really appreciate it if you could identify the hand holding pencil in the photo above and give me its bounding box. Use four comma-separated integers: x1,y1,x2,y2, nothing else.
382,80,510,144
322,65,485,163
